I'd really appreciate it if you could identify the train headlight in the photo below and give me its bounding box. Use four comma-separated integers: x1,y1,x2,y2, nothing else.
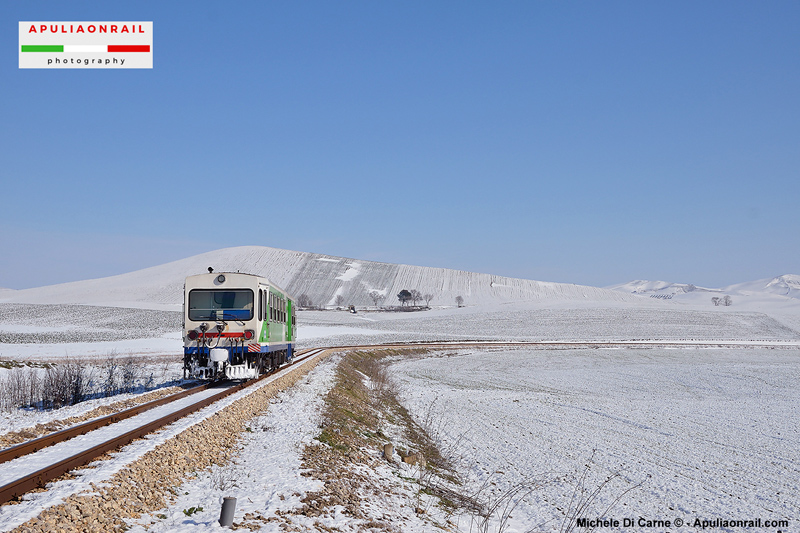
187,330,198,340
244,329,255,340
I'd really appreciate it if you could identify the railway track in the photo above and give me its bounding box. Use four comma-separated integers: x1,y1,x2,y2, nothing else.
322,339,800,351
0,348,326,506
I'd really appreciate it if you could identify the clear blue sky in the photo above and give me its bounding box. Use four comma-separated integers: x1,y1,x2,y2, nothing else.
2,1,798,289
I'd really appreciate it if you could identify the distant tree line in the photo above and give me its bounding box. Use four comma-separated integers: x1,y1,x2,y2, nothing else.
294,289,464,310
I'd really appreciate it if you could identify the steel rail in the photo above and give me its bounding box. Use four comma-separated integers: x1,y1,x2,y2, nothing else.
0,348,321,505
323,339,800,350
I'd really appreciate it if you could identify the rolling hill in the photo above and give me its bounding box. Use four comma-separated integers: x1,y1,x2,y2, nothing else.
0,246,637,310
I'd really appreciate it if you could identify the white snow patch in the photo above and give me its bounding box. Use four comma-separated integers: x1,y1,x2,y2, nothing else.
296,325,390,340
335,262,361,282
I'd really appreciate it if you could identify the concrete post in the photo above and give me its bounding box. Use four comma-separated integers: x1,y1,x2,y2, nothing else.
219,496,237,527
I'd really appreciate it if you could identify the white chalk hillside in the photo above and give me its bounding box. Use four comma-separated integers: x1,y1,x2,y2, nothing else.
1,246,637,310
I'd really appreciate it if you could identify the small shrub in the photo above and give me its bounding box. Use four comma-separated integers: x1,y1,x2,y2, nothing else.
182,506,203,517
211,466,240,491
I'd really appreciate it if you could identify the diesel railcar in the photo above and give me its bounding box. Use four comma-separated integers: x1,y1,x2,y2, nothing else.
183,271,296,380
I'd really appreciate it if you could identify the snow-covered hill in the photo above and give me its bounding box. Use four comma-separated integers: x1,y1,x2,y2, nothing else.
726,274,800,299
0,246,637,310
608,274,800,310
2,246,798,319
606,280,718,297
609,275,800,299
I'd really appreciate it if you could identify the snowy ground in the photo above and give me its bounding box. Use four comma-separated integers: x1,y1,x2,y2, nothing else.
0,365,184,434
389,346,799,531
126,354,342,532
126,353,446,533
1,299,799,531
2,298,799,359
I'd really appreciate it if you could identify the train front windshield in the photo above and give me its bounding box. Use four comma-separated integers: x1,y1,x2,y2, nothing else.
188,289,254,321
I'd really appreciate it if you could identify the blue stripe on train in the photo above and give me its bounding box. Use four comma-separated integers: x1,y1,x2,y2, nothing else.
184,343,294,357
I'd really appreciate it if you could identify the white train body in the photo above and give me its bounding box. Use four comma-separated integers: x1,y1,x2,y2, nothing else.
183,272,296,380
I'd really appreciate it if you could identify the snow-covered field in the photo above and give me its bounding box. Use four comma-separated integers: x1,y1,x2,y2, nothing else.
3,302,799,360
299,305,800,347
2,306,798,531
390,346,799,531
0,304,180,360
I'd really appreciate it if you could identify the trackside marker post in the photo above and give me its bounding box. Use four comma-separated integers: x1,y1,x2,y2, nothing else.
219,497,237,527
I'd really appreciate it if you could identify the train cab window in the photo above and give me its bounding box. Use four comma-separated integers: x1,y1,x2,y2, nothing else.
188,289,254,321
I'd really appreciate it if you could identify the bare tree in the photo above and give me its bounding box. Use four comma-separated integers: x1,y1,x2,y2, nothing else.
455,295,464,308
297,294,313,308
423,293,434,307
711,297,720,306
334,294,345,307
722,295,732,306
410,289,422,306
368,290,385,307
